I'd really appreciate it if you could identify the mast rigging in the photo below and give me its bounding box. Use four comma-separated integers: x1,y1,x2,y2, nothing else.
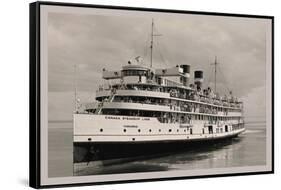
211,56,218,94
150,19,161,68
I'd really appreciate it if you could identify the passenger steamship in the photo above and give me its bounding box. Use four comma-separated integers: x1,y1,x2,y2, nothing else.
73,21,245,163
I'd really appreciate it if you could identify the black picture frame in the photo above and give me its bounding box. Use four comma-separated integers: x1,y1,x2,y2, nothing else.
29,1,274,188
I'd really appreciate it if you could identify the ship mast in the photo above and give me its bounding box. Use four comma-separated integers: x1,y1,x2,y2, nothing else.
150,19,154,68
74,63,78,113
214,56,217,93
211,56,218,94
149,19,161,68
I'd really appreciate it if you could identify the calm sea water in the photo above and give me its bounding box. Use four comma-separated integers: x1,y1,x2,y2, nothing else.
48,122,266,177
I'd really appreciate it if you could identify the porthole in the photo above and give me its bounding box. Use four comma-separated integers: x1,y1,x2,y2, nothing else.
149,129,152,132
123,129,126,132
177,129,179,132
169,129,172,132
88,138,92,141
100,128,103,132
184,130,186,132
138,129,141,132
159,129,161,132
132,138,135,141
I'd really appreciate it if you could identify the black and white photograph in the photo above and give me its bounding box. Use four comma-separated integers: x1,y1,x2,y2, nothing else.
29,1,273,188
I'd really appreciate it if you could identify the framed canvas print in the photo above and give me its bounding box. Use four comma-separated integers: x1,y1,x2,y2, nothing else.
29,1,274,188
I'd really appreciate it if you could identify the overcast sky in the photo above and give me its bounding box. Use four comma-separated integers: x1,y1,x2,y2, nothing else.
47,10,270,122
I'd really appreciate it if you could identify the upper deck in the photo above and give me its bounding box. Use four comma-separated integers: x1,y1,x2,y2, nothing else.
96,82,243,111
85,60,244,120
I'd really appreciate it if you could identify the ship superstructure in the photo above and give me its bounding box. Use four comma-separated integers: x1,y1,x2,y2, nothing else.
73,21,245,163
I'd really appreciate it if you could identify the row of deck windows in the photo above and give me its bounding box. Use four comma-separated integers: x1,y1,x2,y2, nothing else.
109,96,241,113
99,126,242,134
100,109,242,124
100,128,189,133
122,70,148,76
194,115,240,121
103,84,242,109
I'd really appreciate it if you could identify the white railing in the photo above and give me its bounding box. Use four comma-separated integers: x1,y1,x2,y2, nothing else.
102,102,171,112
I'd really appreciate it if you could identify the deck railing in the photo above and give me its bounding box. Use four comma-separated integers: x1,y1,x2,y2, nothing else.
96,84,242,109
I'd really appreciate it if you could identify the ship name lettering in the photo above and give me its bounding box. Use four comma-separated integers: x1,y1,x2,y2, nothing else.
124,125,138,128
142,118,150,121
105,116,121,120
122,117,140,120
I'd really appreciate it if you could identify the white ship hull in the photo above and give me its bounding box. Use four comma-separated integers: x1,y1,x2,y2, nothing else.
73,114,245,163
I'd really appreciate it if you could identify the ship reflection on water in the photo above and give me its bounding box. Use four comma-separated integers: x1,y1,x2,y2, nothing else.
48,122,266,177
73,137,243,176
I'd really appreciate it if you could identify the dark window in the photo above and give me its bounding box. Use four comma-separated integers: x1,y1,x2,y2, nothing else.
123,70,147,76
208,125,213,134
123,129,126,132
100,128,103,132
225,125,228,132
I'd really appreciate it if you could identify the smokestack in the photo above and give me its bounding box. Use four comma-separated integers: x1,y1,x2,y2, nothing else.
194,70,203,89
180,64,190,86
